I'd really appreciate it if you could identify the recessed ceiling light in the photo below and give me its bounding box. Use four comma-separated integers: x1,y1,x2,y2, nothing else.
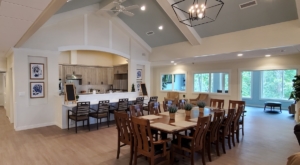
171,61,174,63
141,5,146,11
265,54,271,57
237,53,243,57
174,63,177,65
158,25,163,30
67,0,72,2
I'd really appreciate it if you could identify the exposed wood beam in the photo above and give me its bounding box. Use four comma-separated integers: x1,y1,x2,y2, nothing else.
157,0,201,46
15,0,67,48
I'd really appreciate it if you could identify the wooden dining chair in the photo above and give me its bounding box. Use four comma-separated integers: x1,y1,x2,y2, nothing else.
114,111,133,165
210,99,224,109
219,108,235,154
231,105,244,147
143,96,158,114
89,100,110,129
163,100,175,112
68,101,90,133
134,96,144,106
171,115,211,165
149,102,161,115
207,110,225,161
228,100,246,136
130,104,144,117
178,99,187,109
131,117,170,165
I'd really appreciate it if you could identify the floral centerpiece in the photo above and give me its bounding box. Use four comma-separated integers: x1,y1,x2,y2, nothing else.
197,101,206,113
184,103,193,116
168,105,178,120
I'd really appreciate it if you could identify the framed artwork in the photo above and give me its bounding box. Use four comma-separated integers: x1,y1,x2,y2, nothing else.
137,69,142,80
30,82,45,98
137,81,142,91
30,63,44,80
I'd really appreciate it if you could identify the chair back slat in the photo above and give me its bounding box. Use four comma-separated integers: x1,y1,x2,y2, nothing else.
149,102,160,115
193,115,211,150
130,104,144,117
223,108,235,135
135,97,144,106
131,117,154,156
232,105,244,131
210,111,225,141
98,100,109,113
178,99,187,109
114,112,132,145
149,96,158,103
75,102,90,116
118,98,129,111
210,99,224,109
228,100,245,110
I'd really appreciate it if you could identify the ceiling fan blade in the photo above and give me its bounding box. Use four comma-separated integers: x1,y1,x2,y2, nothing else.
114,11,121,17
124,5,139,11
122,11,134,17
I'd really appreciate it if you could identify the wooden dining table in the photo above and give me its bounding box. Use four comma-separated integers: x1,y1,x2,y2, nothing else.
140,106,228,134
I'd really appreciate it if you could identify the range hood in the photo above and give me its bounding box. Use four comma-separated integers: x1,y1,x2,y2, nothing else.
66,72,82,80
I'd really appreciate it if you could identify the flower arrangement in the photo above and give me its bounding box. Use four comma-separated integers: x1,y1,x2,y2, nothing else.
197,101,206,108
168,105,178,113
184,103,193,111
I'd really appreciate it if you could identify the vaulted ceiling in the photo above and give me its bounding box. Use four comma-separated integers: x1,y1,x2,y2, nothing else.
57,0,298,48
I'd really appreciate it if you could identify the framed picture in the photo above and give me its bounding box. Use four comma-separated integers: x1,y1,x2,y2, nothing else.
137,69,142,80
30,63,44,80
137,81,142,91
30,82,45,98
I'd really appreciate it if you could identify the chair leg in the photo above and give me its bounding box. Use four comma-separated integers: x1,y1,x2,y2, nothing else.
221,136,226,154
171,147,175,165
83,120,84,127
206,139,212,162
236,129,240,143
117,140,120,159
88,119,90,131
107,117,109,127
228,135,231,149
150,158,155,165
191,151,195,165
133,146,138,165
216,139,220,156
68,119,69,130
166,151,170,165
232,129,235,147
201,150,206,165
242,124,244,136
75,121,77,133
129,140,133,165
96,118,99,130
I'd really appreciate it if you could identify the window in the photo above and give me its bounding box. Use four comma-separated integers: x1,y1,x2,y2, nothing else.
194,72,229,93
261,69,296,100
241,71,252,98
161,73,186,92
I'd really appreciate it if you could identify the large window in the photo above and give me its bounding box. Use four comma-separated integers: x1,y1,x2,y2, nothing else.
241,71,252,98
161,73,186,92
261,69,296,100
194,72,229,93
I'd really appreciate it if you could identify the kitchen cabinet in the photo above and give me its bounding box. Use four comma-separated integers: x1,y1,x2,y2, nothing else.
86,67,97,85
114,64,128,74
107,68,114,85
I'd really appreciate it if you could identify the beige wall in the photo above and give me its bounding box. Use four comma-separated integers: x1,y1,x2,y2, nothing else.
152,54,300,108
59,50,127,66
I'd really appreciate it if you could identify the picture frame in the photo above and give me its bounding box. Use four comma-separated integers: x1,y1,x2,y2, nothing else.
30,63,44,80
30,82,45,98
137,69,142,80
137,81,142,91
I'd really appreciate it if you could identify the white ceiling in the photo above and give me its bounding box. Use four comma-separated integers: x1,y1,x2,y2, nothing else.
0,0,52,57
151,44,300,66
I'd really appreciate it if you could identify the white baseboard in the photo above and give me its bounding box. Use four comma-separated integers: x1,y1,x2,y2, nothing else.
15,122,55,131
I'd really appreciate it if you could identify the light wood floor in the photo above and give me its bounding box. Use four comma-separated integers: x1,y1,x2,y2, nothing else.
0,107,298,165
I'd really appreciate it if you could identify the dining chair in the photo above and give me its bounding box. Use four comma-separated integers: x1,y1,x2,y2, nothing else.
135,96,144,106
231,105,244,147
171,115,211,165
207,110,225,161
149,102,161,115
114,111,133,165
219,108,235,154
89,100,110,129
178,99,187,109
228,100,246,136
131,117,170,165
189,94,208,105
163,100,175,112
68,101,90,133
130,104,144,117
143,96,158,115
210,99,224,109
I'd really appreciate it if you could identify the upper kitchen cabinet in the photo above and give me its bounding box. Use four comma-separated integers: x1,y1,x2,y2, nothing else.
86,67,97,85
59,65,63,79
114,64,128,74
96,68,107,85
107,68,114,85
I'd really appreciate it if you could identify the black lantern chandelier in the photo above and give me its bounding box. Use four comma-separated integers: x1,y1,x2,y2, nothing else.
171,0,224,27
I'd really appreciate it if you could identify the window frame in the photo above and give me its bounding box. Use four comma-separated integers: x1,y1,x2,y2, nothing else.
192,70,231,95
260,69,297,101
160,72,187,93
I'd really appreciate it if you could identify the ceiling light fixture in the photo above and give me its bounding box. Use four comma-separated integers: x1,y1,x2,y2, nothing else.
158,25,163,30
174,63,177,65
171,61,174,63
265,54,271,57
171,0,224,27
141,5,146,11
237,54,243,57
67,0,72,2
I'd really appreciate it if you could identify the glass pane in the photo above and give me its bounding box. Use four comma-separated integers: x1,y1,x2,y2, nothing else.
194,73,209,92
224,74,229,91
161,74,172,91
210,73,229,93
261,70,283,99
242,71,251,98
283,70,297,99
173,74,186,91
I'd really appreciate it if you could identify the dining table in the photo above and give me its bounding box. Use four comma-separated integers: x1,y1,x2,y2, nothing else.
139,106,228,134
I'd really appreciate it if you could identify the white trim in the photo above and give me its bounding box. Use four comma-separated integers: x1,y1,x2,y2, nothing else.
58,45,130,59
84,14,88,45
15,122,55,131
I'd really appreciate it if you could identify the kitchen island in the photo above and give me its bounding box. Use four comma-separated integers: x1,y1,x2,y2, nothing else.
56,92,147,129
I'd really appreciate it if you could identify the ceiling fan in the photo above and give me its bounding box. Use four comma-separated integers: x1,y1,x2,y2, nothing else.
103,0,139,17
